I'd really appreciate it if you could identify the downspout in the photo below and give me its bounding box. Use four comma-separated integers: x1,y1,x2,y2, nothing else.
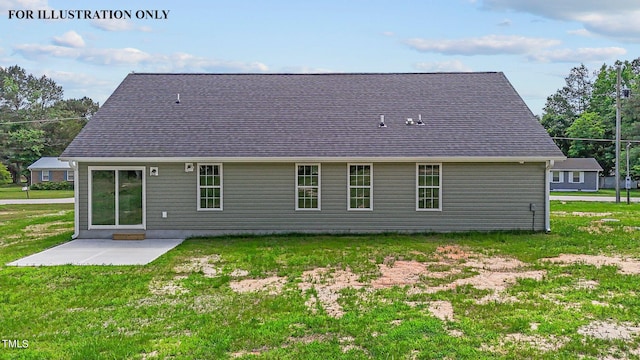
545,160,553,233
69,160,80,239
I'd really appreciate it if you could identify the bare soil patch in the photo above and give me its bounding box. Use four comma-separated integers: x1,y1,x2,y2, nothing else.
577,320,640,341
24,221,72,238
229,276,287,295
173,255,221,278
298,268,365,318
542,254,640,275
428,300,454,321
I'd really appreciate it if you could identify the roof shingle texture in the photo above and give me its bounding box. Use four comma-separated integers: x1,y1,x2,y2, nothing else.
61,72,563,159
552,158,603,171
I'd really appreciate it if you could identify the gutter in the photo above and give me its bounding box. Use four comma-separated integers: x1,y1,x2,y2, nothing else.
67,160,80,239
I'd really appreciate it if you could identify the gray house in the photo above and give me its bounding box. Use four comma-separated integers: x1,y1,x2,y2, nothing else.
550,158,603,192
60,72,564,239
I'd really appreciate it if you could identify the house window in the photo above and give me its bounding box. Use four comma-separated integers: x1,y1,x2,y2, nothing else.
348,164,372,210
568,171,584,184
417,164,442,211
41,170,50,182
198,164,222,210
66,170,74,182
551,171,563,183
296,164,320,210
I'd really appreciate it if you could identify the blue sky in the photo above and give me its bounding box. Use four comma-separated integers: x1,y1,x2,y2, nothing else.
1,0,640,116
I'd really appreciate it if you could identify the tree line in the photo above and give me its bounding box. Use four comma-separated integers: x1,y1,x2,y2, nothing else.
0,65,99,184
541,59,640,177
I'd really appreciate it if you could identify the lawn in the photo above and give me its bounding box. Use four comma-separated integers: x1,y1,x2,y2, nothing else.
1,202,640,359
551,188,640,197
0,184,74,200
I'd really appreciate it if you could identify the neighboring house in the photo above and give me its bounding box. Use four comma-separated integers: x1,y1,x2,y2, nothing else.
27,157,74,184
550,158,603,192
60,72,564,239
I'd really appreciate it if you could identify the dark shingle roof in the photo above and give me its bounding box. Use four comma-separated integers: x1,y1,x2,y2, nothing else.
551,158,603,171
61,72,563,160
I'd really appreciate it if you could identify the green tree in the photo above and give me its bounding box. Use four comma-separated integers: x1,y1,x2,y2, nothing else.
0,163,11,185
0,65,96,183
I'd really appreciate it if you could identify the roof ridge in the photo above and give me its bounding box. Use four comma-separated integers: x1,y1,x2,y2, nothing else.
127,72,502,76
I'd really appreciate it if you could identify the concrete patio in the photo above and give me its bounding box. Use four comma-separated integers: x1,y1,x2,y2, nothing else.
7,238,184,266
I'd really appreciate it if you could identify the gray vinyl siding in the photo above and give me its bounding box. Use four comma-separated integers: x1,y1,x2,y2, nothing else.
77,161,546,238
550,171,599,191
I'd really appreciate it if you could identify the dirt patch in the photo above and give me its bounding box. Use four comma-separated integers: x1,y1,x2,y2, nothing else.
504,333,568,352
298,268,365,318
23,221,72,238
435,245,473,260
580,220,616,235
542,254,640,275
371,260,460,288
229,276,287,295
577,320,640,341
428,300,454,321
230,269,249,277
148,279,188,296
173,255,221,278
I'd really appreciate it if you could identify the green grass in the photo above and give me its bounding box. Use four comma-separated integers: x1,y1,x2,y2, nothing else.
1,201,640,359
551,188,640,197
0,184,74,200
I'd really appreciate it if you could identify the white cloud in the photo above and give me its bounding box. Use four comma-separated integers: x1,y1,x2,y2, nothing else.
498,18,512,26
90,18,134,32
482,0,640,41
405,35,560,55
52,31,85,48
529,47,627,63
414,60,473,72
13,43,269,72
567,28,593,37
278,66,335,73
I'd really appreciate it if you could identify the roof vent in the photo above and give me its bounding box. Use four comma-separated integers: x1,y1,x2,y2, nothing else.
405,118,414,125
175,93,181,104
416,114,425,126
378,114,387,128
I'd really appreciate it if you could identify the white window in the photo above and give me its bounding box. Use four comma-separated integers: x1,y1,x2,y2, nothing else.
198,164,222,210
66,170,74,182
296,164,320,210
348,164,372,210
41,170,50,182
551,171,563,183
417,164,442,211
568,171,584,184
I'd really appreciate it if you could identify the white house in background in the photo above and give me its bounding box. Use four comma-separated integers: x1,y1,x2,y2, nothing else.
28,157,73,184
550,158,603,192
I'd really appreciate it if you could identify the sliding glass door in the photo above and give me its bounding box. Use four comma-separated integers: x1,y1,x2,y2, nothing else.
89,167,145,229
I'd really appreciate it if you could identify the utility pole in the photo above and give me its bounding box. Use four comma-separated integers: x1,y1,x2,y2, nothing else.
615,65,621,204
627,142,631,205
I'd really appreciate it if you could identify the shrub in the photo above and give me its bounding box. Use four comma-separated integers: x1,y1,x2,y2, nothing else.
0,164,11,185
30,181,74,190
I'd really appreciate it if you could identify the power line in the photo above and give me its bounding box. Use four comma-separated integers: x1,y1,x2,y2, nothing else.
0,116,87,125
552,136,640,143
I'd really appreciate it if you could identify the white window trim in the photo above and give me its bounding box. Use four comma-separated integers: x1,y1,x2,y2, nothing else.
87,166,146,230
295,163,321,211
347,163,373,211
550,171,563,183
66,170,74,182
197,163,223,211
568,171,584,184
41,170,50,182
416,163,443,212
